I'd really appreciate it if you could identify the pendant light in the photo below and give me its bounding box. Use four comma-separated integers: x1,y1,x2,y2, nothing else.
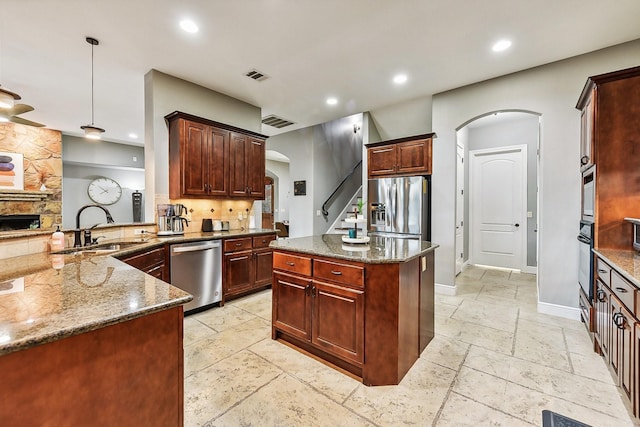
80,37,105,139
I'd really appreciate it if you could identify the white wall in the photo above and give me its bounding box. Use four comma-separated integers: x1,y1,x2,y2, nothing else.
431,39,640,312
143,69,262,219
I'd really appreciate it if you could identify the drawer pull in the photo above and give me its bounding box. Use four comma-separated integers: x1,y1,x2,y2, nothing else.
286,261,295,266
262,239,267,243
597,269,608,274
330,270,343,275
615,287,629,293
235,243,242,246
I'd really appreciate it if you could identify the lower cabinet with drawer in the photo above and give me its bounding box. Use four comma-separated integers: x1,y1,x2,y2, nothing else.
117,246,168,281
272,248,433,386
272,254,365,366
223,233,276,302
593,253,638,416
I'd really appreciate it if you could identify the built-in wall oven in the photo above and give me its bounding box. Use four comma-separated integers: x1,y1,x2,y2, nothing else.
577,220,594,330
582,165,595,221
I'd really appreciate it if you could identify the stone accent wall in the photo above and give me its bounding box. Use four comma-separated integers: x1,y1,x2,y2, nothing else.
0,123,62,229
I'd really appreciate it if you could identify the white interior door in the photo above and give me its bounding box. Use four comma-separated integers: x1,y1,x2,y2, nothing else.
470,145,526,270
455,144,464,275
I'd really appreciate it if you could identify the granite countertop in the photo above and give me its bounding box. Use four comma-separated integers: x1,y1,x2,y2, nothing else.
270,234,438,263
593,248,640,288
0,228,275,356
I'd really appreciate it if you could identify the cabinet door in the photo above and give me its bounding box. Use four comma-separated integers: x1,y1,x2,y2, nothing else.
580,90,594,170
632,322,640,417
311,281,364,364
595,279,611,361
207,127,229,196
254,248,273,287
182,120,210,196
246,137,265,198
396,138,432,175
224,250,254,296
368,145,397,177
611,298,634,401
273,272,312,341
229,132,249,197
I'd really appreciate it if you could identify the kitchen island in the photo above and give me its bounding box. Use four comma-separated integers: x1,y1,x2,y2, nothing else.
0,251,191,426
270,234,438,386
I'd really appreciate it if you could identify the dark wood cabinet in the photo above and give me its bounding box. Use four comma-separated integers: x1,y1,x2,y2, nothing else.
579,88,595,171
223,233,276,302
272,271,312,341
229,133,266,198
610,295,635,402
576,67,640,250
272,252,365,367
312,280,364,364
593,252,638,416
594,279,611,360
367,134,434,178
117,246,168,282
166,111,267,200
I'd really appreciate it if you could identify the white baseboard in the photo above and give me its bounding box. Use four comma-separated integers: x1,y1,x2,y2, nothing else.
435,283,456,295
521,266,537,274
537,301,580,321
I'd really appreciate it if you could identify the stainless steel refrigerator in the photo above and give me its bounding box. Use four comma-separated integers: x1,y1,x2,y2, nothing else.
367,176,431,241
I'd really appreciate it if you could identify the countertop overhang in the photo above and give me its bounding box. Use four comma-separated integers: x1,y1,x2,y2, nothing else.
270,234,438,263
0,228,275,356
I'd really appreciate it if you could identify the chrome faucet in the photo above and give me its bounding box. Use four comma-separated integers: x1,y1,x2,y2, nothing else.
74,204,115,247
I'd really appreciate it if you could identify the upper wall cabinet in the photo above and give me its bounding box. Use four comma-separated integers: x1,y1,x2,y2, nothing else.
366,133,435,178
166,111,267,200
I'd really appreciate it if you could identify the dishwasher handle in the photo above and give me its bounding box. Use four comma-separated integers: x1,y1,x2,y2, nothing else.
171,241,220,254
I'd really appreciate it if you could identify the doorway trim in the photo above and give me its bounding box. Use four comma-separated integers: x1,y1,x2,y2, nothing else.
469,144,528,271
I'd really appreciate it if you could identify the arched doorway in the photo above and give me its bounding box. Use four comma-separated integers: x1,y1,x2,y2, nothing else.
456,110,540,274
262,176,274,229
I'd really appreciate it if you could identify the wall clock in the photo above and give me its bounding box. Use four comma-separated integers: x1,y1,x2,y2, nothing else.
88,177,122,205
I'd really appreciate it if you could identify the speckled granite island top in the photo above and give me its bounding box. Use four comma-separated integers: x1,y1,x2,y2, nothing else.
593,248,640,287
270,234,438,263
0,228,275,356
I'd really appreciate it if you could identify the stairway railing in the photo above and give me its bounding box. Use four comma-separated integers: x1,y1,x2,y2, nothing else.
321,160,362,217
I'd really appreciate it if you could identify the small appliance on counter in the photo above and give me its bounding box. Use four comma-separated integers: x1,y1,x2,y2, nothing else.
157,203,189,236
624,217,640,251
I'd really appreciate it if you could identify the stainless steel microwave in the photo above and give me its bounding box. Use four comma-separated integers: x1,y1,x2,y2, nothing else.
582,166,595,221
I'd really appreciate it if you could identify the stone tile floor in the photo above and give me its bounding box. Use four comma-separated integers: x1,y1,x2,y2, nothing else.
183,266,636,426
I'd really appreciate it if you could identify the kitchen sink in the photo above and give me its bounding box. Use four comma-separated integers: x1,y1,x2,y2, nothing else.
53,241,144,255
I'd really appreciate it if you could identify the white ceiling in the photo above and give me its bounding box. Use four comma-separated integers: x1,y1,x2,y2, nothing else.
2,1,640,145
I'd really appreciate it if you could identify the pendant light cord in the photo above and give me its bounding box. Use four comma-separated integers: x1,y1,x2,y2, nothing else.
91,40,94,126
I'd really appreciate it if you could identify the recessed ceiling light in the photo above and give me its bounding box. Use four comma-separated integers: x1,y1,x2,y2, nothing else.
129,133,138,139
180,19,199,33
393,74,408,85
492,39,512,52
326,97,338,106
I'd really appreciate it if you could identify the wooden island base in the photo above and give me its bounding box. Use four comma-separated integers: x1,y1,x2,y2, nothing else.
0,307,184,426
271,236,436,386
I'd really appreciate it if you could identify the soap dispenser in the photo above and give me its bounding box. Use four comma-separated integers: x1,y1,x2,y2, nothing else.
51,226,65,251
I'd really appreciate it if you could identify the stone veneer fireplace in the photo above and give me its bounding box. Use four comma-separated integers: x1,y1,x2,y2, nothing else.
0,123,62,229
0,215,41,231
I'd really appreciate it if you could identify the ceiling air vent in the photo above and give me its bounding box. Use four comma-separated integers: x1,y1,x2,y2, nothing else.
245,69,269,82
262,115,295,129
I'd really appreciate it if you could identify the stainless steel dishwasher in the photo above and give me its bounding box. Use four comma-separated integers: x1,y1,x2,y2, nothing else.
170,240,222,314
